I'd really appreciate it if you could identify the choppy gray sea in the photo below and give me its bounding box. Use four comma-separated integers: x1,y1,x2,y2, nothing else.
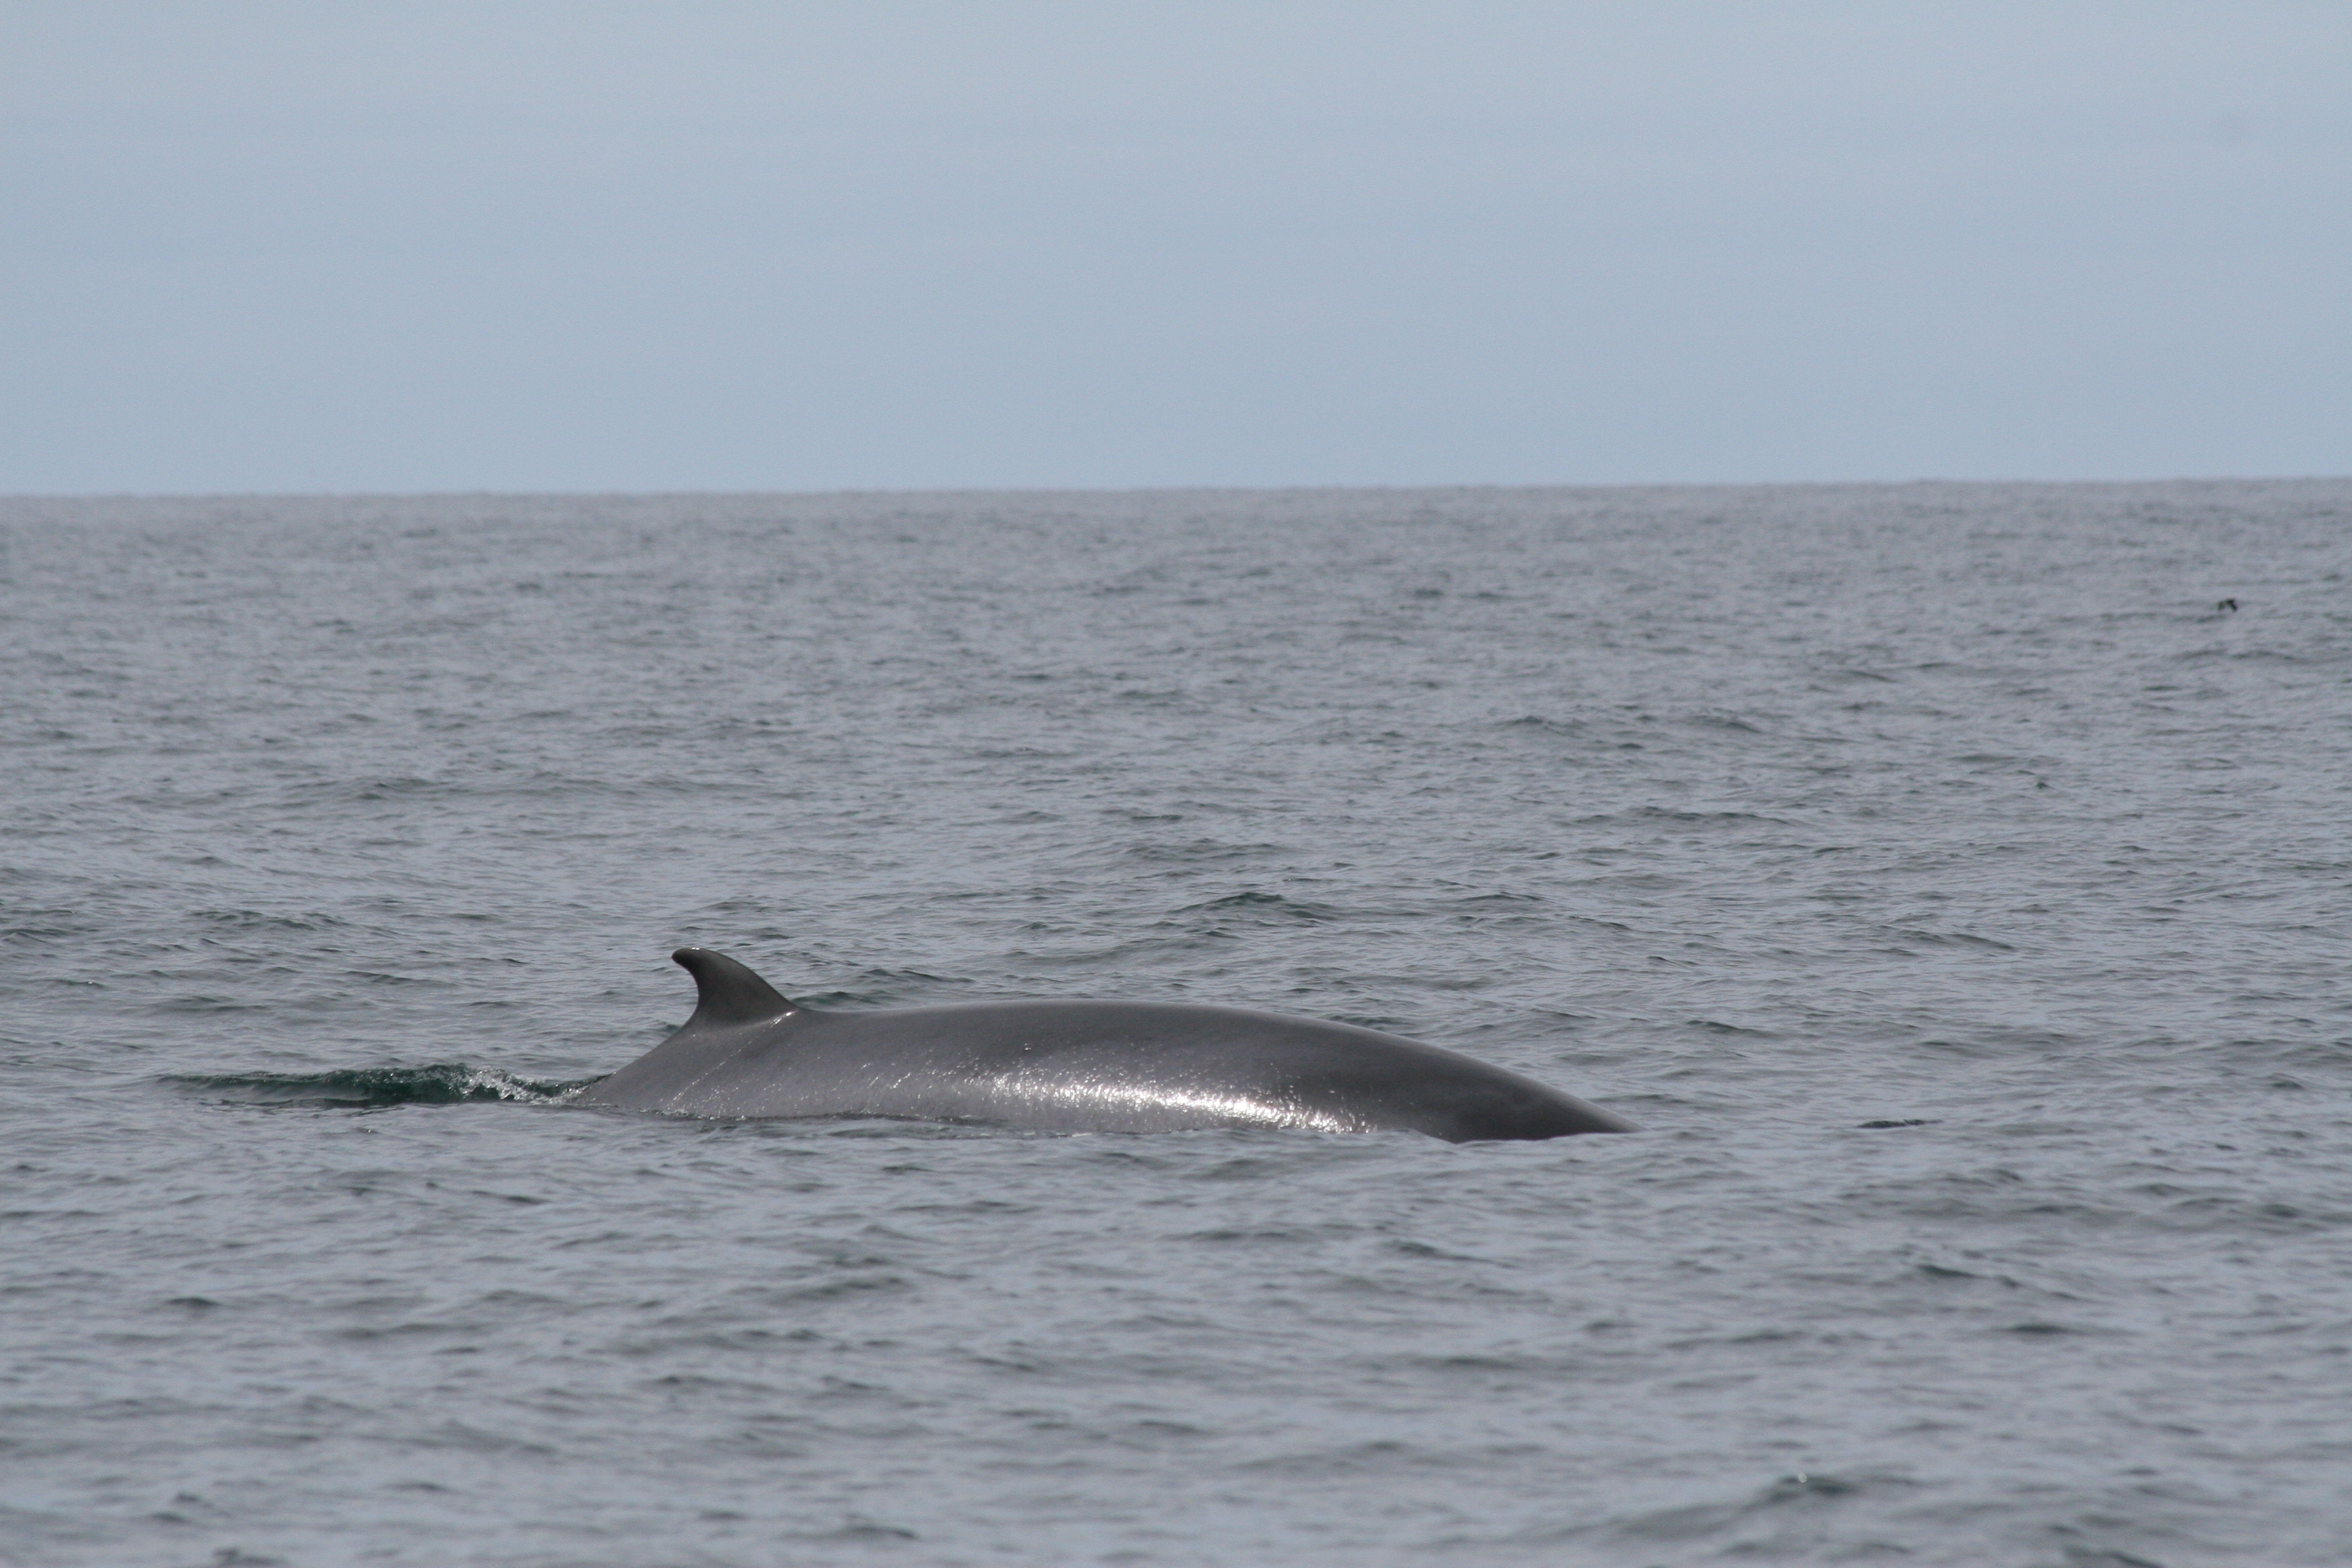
3,483,2349,1567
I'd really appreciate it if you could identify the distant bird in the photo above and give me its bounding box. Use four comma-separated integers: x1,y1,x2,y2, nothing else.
2217,597,2239,611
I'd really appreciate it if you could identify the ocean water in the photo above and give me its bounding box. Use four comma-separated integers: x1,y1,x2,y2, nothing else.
2,482,2347,1567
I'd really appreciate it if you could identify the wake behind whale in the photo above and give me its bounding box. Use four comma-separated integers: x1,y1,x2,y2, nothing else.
576,948,1637,1142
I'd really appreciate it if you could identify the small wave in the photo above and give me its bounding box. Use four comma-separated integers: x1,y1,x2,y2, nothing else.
1687,712,1767,734
1159,890,1346,925
1689,1017,1779,1039
193,908,346,932
1586,1467,1908,1549
1882,927,2016,952
166,1064,599,1107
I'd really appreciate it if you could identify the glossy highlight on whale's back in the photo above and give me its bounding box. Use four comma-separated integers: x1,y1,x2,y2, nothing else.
576,948,1638,1142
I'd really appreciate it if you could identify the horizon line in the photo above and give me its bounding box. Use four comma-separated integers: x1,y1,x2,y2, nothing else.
5,473,2347,504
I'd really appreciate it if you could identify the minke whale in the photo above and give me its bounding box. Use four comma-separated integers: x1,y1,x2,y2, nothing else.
575,948,1637,1142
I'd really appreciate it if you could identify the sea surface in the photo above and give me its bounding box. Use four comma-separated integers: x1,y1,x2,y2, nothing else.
2,483,2348,1568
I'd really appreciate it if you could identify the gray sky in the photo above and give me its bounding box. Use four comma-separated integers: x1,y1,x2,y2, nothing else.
4,2,2345,492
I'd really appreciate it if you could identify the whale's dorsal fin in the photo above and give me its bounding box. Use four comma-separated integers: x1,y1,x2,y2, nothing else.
672,947,797,1028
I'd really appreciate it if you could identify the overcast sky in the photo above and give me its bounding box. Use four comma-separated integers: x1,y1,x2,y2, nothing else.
4,3,2345,493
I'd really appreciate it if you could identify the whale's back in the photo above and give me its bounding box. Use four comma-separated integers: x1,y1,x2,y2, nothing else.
577,951,1636,1141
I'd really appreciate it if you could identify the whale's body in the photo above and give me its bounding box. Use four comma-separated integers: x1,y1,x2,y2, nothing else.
575,948,1637,1142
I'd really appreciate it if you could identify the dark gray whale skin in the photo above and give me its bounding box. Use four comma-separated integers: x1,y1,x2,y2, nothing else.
575,948,1638,1142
